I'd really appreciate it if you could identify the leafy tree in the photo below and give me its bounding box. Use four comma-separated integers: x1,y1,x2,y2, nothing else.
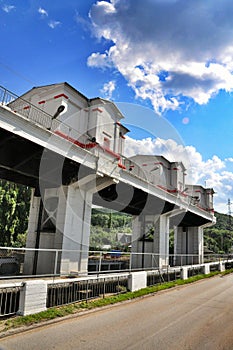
90,209,132,249
204,211,233,254
204,227,233,253
0,180,31,246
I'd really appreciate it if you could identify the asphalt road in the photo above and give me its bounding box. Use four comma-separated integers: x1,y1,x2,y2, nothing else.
1,274,233,350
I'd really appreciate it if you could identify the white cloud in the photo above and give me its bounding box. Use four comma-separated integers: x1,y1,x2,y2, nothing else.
124,136,232,213
48,20,61,29
2,4,15,13
38,7,48,17
101,80,116,99
88,0,233,113
87,52,112,69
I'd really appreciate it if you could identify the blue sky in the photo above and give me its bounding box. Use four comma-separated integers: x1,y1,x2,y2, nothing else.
1,0,233,213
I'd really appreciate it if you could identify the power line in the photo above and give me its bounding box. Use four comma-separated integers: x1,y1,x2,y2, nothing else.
0,61,36,85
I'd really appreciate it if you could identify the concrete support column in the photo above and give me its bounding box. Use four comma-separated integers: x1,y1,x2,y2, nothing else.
24,190,42,274
58,184,93,275
174,226,204,266
131,214,160,269
156,214,170,268
131,214,170,270
131,215,141,269
24,184,93,276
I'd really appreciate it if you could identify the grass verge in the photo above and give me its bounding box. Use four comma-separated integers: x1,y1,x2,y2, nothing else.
1,268,233,333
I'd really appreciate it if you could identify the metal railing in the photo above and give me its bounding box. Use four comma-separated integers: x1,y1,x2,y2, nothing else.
0,86,52,129
47,275,128,308
147,268,182,286
0,286,21,317
0,86,90,140
0,246,232,279
0,255,232,317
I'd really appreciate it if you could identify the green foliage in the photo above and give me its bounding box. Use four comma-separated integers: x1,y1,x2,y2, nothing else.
0,180,31,247
90,209,132,250
91,209,132,229
214,212,232,230
90,209,233,253
204,211,233,254
90,226,117,248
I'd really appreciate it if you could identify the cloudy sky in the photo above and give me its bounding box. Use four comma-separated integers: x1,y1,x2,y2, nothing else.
1,0,233,213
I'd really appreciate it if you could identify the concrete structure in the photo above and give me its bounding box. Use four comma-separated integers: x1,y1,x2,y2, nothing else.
18,280,47,316
174,226,204,265
0,83,216,276
129,155,186,194
128,271,147,292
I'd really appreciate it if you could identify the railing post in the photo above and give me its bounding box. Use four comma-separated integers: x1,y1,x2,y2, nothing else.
129,252,132,272
2,88,6,105
99,251,102,273
54,250,58,275
103,278,106,298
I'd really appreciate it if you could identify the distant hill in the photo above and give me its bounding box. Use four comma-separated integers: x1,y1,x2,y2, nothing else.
204,211,233,254
212,211,232,230
90,208,233,253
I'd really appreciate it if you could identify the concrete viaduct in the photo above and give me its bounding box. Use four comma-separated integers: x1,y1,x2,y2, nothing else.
0,83,215,275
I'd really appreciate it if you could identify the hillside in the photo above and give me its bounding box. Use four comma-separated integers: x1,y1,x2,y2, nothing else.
91,208,233,254
204,211,233,254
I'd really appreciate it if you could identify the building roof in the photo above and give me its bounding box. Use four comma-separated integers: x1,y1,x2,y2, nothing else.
18,82,126,121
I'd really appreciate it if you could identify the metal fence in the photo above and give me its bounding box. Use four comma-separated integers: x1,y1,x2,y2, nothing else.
187,266,205,277
0,259,233,317
147,268,182,286
0,85,89,139
0,246,232,279
47,276,128,308
0,286,21,317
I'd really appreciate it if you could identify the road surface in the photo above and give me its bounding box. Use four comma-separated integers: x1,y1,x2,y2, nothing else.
1,274,233,350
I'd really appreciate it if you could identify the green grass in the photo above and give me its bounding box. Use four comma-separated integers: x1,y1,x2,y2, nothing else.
1,268,233,334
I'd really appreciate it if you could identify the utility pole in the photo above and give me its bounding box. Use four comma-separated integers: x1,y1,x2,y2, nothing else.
227,198,232,230
225,198,233,254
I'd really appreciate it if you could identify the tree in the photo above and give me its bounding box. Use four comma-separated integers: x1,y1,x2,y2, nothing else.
0,180,31,246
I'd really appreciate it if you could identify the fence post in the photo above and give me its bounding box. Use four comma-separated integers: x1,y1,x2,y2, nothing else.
17,280,47,316
128,271,147,292
218,261,225,272
103,278,106,298
99,252,102,273
54,250,58,275
129,252,132,272
181,267,188,280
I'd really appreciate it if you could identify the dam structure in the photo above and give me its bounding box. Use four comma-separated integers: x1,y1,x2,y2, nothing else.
0,83,215,276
